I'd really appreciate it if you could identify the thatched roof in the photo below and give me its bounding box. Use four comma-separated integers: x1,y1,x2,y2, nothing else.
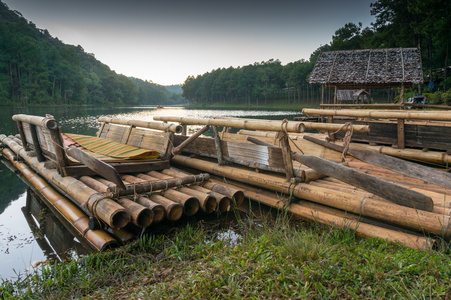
309,48,423,88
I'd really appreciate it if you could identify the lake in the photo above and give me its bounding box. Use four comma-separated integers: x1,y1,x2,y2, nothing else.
0,105,302,280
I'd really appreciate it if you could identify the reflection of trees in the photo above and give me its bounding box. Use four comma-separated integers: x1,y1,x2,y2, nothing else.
0,162,27,214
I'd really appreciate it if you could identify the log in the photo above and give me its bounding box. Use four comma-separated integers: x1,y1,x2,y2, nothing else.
247,136,433,211
303,135,451,189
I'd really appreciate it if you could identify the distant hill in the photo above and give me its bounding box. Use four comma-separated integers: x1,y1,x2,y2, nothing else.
0,1,186,106
165,84,183,95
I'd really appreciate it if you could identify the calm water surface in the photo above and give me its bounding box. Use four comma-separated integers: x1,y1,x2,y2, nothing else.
0,105,301,280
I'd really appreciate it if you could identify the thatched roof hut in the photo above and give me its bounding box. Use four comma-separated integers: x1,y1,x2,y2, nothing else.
309,48,423,103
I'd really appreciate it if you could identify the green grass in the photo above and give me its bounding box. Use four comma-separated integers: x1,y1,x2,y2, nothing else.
1,210,450,299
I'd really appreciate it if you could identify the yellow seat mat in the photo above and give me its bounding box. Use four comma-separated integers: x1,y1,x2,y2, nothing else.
64,133,159,160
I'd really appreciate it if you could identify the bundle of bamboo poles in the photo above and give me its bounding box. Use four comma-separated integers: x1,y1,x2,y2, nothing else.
0,134,243,232
171,154,451,245
1,147,118,251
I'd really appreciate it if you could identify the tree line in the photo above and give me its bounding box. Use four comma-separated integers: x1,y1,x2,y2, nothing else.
182,0,451,105
0,1,184,106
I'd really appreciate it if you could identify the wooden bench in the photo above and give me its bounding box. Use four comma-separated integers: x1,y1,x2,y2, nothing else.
12,114,170,182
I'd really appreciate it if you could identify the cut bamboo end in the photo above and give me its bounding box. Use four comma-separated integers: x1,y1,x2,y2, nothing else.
148,194,183,221
217,196,231,213
136,196,166,223
117,198,154,228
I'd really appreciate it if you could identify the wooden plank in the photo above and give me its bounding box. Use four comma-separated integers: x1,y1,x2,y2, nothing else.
29,124,46,162
248,136,433,211
62,160,170,177
66,147,126,189
303,135,451,189
212,126,224,165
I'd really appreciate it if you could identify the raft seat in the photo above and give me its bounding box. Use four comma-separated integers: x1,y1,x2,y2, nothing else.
12,114,170,178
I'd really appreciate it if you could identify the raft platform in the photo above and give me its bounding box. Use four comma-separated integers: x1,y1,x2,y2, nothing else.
1,113,450,251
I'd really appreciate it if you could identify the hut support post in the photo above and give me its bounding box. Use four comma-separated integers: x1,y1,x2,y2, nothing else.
400,83,405,104
321,84,325,105
334,86,337,104
396,118,405,149
212,126,224,165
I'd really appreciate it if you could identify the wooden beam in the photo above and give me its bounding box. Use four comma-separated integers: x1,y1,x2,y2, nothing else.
303,135,451,189
247,136,433,211
396,118,405,149
212,126,224,165
29,124,45,162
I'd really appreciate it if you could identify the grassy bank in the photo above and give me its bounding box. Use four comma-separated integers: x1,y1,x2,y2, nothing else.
1,209,450,299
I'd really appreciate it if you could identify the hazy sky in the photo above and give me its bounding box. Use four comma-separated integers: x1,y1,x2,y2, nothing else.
3,0,375,85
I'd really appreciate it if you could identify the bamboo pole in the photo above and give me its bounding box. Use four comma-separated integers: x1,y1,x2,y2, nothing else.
98,117,182,133
171,154,451,238
0,135,130,229
12,114,58,130
177,186,217,213
1,148,118,251
79,176,109,194
248,136,433,211
302,108,451,122
117,197,153,227
162,189,199,216
161,168,245,206
189,185,231,213
147,194,183,221
153,116,370,133
135,197,166,224
225,179,434,250
346,142,451,165
109,173,210,196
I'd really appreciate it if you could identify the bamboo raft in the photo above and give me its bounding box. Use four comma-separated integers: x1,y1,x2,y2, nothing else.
1,113,450,251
